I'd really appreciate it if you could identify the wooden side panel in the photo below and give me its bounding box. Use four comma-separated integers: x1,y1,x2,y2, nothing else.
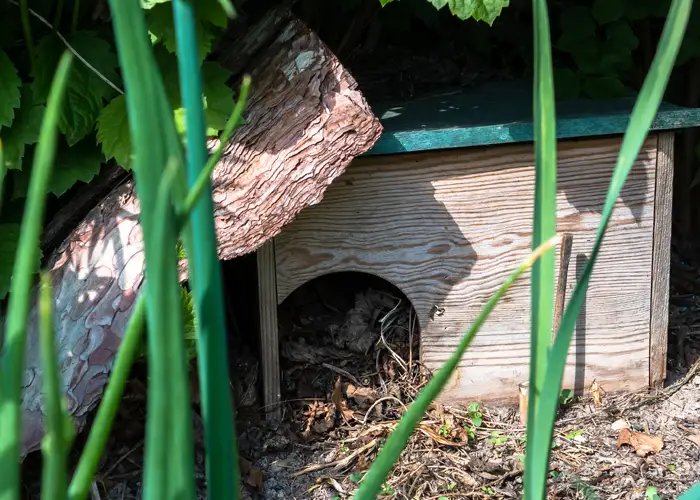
650,132,674,388
275,136,659,403
257,240,282,420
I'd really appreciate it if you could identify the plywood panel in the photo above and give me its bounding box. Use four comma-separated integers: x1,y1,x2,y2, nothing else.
275,135,659,404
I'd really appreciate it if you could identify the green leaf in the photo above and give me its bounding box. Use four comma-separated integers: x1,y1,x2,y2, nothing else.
606,21,639,51
2,86,46,171
570,43,602,75
97,95,132,169
427,0,509,25
147,3,216,60
47,140,103,196
12,139,103,199
171,62,235,137
553,68,581,99
32,33,120,146
559,6,597,41
583,76,628,99
0,49,22,129
592,0,624,25
202,63,235,134
0,223,21,300
195,0,229,28
599,40,633,76
141,0,171,8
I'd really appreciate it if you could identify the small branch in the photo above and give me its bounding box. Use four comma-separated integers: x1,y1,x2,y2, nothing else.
8,0,124,96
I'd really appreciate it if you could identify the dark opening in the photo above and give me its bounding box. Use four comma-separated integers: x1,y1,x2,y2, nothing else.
277,271,420,422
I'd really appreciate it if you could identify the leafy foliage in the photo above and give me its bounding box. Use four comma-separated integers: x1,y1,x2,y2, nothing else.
0,50,21,129
380,0,510,25
0,0,237,300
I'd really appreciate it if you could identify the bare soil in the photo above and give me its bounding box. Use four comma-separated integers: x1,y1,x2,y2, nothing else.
21,245,700,500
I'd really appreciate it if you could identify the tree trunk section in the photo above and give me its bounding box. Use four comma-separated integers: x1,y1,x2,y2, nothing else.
16,7,382,458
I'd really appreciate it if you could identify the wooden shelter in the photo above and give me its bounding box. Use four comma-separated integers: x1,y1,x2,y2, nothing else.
258,82,700,416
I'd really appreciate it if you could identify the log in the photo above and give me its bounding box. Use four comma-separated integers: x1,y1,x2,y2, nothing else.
15,7,382,458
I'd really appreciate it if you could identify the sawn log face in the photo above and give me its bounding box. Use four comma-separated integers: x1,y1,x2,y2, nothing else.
17,9,382,458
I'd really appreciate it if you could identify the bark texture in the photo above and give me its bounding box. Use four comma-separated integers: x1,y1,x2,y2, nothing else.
17,7,382,458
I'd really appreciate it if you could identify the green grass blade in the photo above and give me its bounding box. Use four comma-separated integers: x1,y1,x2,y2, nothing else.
525,2,692,499
182,75,250,216
67,295,146,500
527,0,558,443
106,2,196,498
0,51,73,500
39,273,73,500
0,139,5,216
354,235,561,500
69,81,250,498
172,2,240,497
679,481,700,499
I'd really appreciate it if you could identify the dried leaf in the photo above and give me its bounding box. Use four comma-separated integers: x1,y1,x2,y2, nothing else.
239,457,264,490
331,376,343,410
617,428,663,457
315,476,345,494
346,383,378,408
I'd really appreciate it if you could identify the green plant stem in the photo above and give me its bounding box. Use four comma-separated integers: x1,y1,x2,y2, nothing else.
0,139,5,217
53,0,65,32
525,0,557,479
20,0,35,74
68,83,249,499
524,2,692,499
107,0,196,497
67,296,146,500
71,0,80,36
180,75,250,219
39,273,71,500
0,51,73,500
172,1,240,496
354,234,562,500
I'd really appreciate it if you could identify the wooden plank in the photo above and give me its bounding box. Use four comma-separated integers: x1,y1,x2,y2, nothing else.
366,82,700,155
650,132,674,388
275,135,659,403
257,240,281,420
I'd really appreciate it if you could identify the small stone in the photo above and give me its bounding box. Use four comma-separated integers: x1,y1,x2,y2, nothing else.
263,434,290,452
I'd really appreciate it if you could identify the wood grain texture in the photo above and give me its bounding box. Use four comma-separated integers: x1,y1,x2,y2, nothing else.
276,135,662,404
650,132,674,388
13,9,381,459
257,240,281,420
367,83,700,155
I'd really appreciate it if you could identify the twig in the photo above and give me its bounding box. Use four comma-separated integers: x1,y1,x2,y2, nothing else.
90,482,101,500
291,439,377,477
378,298,408,372
362,396,408,424
322,363,362,387
8,0,124,95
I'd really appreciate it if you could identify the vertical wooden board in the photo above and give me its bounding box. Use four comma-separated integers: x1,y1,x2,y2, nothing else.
257,240,281,419
650,132,674,388
275,136,659,403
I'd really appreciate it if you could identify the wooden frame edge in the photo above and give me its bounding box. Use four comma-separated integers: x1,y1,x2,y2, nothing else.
649,131,674,389
257,239,282,420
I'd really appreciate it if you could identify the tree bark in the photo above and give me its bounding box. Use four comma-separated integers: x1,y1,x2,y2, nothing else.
17,7,382,458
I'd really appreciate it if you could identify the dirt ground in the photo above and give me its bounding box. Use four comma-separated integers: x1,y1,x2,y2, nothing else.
21,245,700,500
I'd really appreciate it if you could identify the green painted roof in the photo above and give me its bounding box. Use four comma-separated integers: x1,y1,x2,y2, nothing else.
364,82,700,156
